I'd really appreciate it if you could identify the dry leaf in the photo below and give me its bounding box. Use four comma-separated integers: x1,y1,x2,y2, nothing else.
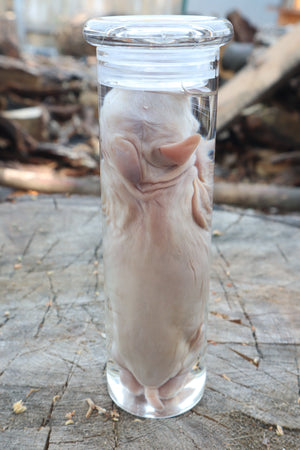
65,419,74,425
110,409,120,421
276,424,284,436
13,400,27,414
26,388,40,398
211,311,229,320
85,398,107,419
52,395,60,404
222,374,231,382
85,398,119,421
212,229,224,236
14,263,22,270
65,410,75,420
86,398,96,418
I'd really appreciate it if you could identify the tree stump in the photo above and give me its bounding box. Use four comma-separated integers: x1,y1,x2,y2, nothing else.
0,195,299,449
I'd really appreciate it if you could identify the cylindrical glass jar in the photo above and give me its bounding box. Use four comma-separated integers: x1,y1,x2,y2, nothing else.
84,16,233,418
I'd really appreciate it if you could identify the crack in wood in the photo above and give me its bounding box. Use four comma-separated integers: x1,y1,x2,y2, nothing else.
61,248,90,271
41,397,56,429
223,212,245,233
230,347,259,367
213,372,251,390
295,356,300,398
33,273,61,337
83,209,100,226
214,272,232,310
40,352,82,449
216,348,299,400
22,228,38,258
242,308,264,360
47,273,62,323
88,238,103,266
0,349,24,378
62,354,80,394
43,427,51,450
0,315,10,328
52,197,58,210
22,238,60,275
47,353,86,372
18,282,45,300
81,304,105,335
112,402,120,449
216,255,264,361
276,243,289,263
251,213,300,229
213,352,255,378
94,238,103,261
206,385,254,408
161,420,202,449
34,303,52,339
214,242,230,267
209,380,294,413
215,205,300,229
36,239,60,267
191,409,229,429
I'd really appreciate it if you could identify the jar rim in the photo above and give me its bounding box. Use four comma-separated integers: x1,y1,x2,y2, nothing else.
83,15,233,48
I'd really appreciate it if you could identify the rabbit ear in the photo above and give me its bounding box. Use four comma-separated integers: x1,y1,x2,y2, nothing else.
111,136,142,184
159,134,200,166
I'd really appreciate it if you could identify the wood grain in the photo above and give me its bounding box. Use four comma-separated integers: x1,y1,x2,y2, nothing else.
0,195,299,449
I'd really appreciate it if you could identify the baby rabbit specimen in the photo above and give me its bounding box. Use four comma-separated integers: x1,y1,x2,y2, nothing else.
100,88,213,411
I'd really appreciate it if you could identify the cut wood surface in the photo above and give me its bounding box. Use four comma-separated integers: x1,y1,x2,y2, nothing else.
0,195,299,449
217,23,300,131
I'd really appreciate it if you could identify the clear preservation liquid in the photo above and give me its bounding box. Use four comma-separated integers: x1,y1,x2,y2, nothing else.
99,86,216,418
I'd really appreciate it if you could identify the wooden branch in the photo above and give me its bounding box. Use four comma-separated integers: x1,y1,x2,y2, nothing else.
0,55,84,98
0,165,100,196
217,23,300,131
0,164,299,212
214,181,300,212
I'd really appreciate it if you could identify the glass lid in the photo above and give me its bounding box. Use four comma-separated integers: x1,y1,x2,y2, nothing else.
83,15,233,48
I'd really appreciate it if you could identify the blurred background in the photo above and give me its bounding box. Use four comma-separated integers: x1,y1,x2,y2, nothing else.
0,0,285,54
0,0,299,211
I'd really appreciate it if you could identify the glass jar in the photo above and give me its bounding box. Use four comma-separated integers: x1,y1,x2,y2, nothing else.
83,15,233,418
